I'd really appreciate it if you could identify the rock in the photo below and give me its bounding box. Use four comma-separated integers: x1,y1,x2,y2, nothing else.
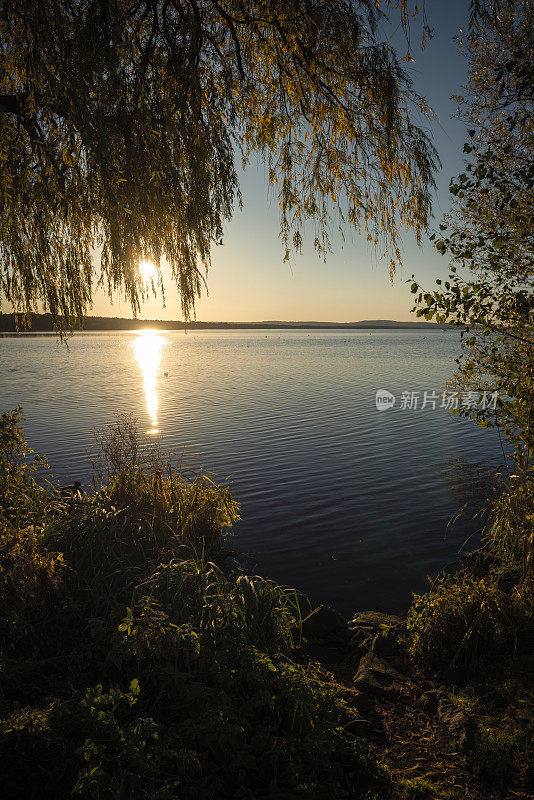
335,687,374,714
301,605,350,645
437,698,475,753
349,611,402,648
301,641,346,667
369,629,403,661
350,611,402,631
343,714,374,738
353,653,406,700
58,480,83,497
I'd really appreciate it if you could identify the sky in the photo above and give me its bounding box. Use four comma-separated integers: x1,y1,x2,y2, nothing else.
93,0,471,323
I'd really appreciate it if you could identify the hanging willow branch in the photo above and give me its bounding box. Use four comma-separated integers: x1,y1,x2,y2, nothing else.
0,0,438,331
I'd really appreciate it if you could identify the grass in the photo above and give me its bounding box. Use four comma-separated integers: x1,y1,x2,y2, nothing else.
403,472,534,798
2,405,532,799
406,477,534,673
0,407,399,800
397,779,438,799
458,660,534,794
487,482,534,577
406,567,533,671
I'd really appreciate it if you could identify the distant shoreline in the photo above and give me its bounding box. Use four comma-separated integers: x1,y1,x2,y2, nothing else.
0,313,446,333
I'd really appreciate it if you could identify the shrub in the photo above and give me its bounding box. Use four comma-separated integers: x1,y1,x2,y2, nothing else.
92,413,239,555
407,568,533,670
469,727,519,784
468,706,534,793
0,519,65,640
0,410,398,799
488,484,534,580
408,480,534,671
0,406,51,526
0,553,395,799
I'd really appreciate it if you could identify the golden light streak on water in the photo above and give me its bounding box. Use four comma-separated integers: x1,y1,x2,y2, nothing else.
132,331,167,434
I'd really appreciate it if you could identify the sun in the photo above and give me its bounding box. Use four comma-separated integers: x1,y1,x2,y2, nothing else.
139,260,157,283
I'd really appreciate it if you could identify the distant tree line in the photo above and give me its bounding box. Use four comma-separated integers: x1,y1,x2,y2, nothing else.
0,313,443,332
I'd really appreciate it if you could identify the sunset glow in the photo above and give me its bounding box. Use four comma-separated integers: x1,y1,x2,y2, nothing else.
139,260,157,284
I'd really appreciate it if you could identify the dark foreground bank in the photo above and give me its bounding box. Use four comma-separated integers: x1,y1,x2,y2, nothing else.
0,408,532,800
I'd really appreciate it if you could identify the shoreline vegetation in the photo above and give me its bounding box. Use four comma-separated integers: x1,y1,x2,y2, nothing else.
0,313,446,333
0,2,532,798
1,408,532,800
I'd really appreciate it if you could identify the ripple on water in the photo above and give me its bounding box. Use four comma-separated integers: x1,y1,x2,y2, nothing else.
0,329,503,614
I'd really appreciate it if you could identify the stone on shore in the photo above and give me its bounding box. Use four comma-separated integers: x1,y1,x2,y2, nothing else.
369,628,403,660
335,687,374,714
353,652,406,700
301,605,351,645
437,697,475,753
349,611,402,648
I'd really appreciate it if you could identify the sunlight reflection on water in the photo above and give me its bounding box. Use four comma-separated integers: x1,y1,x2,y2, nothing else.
131,330,167,434
0,330,505,614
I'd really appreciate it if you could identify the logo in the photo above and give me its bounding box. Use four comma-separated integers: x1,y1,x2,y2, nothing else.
375,389,396,411
373,389,499,412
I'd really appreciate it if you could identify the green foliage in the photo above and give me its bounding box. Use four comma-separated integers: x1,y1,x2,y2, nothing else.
398,778,437,799
88,412,239,559
470,727,521,783
407,479,534,671
0,518,65,643
456,665,534,792
407,482,534,671
407,568,528,670
407,2,534,676
467,696,534,791
0,406,48,511
0,1,437,330
410,0,534,479
0,409,399,798
488,483,534,576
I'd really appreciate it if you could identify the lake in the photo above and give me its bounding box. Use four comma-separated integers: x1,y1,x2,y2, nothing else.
0,329,504,615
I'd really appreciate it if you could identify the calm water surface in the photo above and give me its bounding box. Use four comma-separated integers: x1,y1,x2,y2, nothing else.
0,329,504,615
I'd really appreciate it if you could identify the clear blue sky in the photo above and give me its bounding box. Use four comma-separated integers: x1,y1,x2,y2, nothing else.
94,0,471,323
